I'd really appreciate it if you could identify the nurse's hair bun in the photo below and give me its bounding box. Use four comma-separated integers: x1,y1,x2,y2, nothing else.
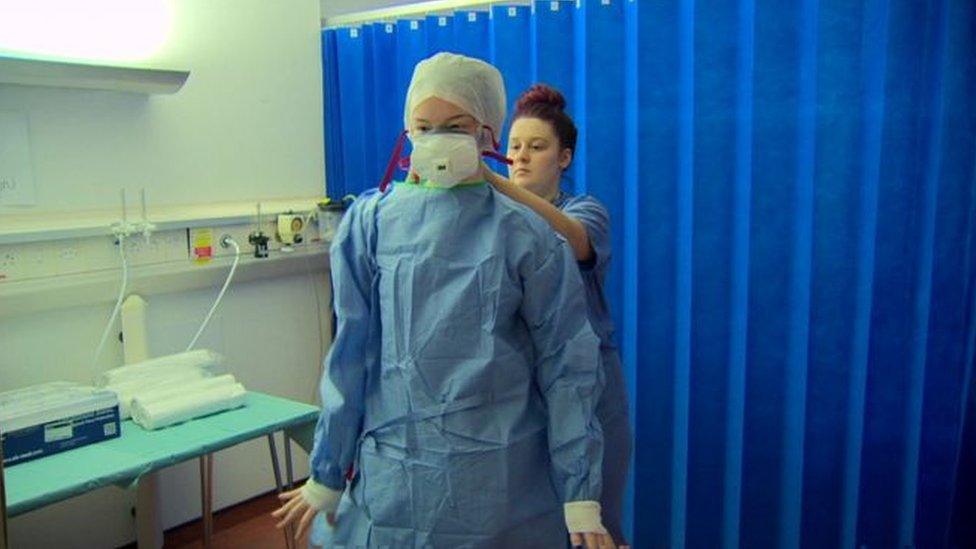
515,83,567,112
513,83,577,154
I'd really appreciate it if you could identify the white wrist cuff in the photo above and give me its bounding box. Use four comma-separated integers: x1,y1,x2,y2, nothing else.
301,478,342,513
564,500,609,534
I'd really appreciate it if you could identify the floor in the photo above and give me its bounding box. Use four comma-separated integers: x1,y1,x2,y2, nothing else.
147,491,311,549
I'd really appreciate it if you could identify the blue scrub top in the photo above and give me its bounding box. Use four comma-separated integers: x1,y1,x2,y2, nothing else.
554,191,629,423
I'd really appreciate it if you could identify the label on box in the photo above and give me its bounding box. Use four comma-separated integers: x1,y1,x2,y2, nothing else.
44,422,74,442
2,405,120,466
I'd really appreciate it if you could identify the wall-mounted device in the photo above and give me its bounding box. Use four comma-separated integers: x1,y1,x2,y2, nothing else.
248,203,269,258
276,212,306,251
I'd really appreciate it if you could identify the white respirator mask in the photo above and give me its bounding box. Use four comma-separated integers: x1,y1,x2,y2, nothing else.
378,125,512,192
409,131,481,188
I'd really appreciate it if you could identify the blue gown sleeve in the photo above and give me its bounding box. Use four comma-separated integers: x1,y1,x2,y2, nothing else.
562,196,611,272
309,194,379,490
520,233,605,503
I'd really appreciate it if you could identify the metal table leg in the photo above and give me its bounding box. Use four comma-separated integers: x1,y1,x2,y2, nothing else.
199,454,214,549
267,433,295,549
284,434,294,489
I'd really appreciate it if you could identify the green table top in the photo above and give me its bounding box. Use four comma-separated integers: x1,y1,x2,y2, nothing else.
4,391,319,517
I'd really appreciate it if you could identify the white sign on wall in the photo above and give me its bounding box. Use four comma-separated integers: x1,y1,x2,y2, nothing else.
0,111,37,206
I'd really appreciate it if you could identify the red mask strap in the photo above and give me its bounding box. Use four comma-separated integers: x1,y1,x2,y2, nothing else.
379,130,409,192
483,125,501,151
480,125,512,164
482,150,514,165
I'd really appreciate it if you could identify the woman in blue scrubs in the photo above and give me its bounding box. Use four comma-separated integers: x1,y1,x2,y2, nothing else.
485,83,632,548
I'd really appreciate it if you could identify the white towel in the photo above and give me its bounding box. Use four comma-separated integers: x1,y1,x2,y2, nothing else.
131,382,247,430
97,350,224,386
106,368,214,420
131,374,239,409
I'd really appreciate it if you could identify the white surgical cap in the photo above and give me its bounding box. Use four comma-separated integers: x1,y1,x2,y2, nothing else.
404,52,506,146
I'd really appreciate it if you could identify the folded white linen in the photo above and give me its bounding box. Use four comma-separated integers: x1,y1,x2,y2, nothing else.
131,381,247,430
97,350,224,386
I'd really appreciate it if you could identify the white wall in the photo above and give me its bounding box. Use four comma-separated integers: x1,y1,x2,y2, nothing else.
2,1,332,547
5,272,331,548
0,0,325,215
321,0,415,19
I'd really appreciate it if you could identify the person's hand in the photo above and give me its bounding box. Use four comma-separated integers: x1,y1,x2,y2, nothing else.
569,531,617,549
480,161,503,186
565,501,615,549
272,487,319,540
271,480,342,540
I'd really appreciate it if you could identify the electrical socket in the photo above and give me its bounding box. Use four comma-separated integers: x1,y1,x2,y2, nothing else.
59,246,78,261
0,249,20,269
211,226,258,258
0,175,16,198
0,248,21,280
24,245,47,272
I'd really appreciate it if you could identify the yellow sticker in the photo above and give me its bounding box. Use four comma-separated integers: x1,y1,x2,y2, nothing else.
191,228,214,263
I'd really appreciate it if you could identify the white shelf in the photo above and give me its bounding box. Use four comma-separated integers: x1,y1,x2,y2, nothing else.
0,55,189,95
0,241,330,319
0,197,323,245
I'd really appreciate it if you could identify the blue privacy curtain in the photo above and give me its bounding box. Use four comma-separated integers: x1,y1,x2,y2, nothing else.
321,1,976,547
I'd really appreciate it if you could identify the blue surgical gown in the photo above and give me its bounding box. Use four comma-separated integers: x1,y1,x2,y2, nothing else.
308,181,605,548
554,191,632,544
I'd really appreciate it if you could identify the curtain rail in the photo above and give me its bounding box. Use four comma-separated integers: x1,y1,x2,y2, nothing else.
322,0,535,29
